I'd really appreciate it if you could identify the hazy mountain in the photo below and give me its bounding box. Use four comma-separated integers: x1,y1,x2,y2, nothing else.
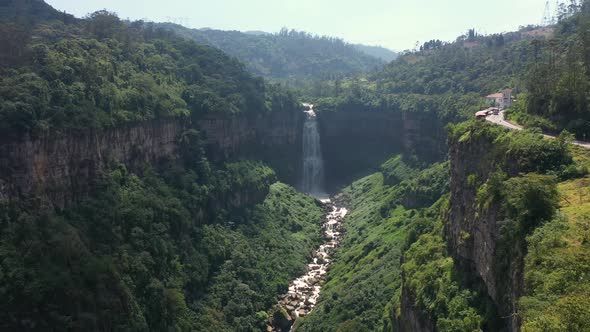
160,23,386,80
352,44,398,62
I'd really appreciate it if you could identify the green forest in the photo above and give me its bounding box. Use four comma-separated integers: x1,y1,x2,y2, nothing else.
161,24,389,81
1,0,590,331
0,7,300,135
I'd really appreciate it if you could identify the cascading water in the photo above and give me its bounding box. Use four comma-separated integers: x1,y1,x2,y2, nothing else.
269,104,347,332
301,104,325,196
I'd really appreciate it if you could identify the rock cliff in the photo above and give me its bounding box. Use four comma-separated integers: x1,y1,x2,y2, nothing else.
446,130,521,331
0,111,303,209
318,110,445,191
197,111,303,183
395,284,436,332
0,108,444,210
0,119,186,209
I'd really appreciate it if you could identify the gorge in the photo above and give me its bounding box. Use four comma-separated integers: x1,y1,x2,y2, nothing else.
2,1,590,331
270,104,348,331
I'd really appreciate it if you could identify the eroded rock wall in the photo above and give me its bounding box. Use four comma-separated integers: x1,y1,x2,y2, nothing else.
318,110,445,191
447,133,522,331
0,111,304,209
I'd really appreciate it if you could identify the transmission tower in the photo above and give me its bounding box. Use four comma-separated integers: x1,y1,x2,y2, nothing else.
541,1,557,26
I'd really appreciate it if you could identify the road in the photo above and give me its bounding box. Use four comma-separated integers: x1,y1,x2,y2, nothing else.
485,111,590,149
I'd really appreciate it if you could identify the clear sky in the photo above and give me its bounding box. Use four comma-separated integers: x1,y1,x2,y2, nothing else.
45,0,548,51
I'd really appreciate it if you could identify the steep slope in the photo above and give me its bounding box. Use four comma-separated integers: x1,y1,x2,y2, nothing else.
0,0,75,23
296,156,451,331
440,121,585,331
0,159,326,331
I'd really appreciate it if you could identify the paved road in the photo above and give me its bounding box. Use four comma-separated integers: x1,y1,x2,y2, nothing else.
486,111,590,149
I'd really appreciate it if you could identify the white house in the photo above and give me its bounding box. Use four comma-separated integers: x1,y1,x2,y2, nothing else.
486,89,513,110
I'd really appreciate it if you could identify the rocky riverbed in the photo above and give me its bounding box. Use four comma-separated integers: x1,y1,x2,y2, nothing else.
269,200,348,331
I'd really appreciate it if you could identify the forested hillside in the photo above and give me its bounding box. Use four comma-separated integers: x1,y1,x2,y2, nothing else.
0,4,299,136
0,2,319,331
352,44,398,62
2,0,590,332
508,2,590,137
310,27,540,121
160,24,386,80
310,2,590,141
297,2,590,332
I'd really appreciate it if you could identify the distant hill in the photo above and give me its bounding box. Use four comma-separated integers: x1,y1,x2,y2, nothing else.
160,24,386,80
243,30,270,36
0,0,75,24
352,44,398,62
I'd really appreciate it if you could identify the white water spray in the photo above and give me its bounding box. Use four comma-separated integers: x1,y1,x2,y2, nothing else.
302,104,326,197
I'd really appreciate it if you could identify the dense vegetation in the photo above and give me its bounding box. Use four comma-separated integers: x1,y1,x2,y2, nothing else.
309,0,590,141
509,1,590,137
447,121,590,331
2,1,590,332
298,118,588,331
296,156,459,331
309,25,545,121
398,199,501,332
161,25,387,81
351,44,398,62
0,153,325,331
0,4,300,135
517,145,590,331
0,5,328,330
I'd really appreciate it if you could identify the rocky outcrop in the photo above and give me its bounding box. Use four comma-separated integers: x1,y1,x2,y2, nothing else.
447,131,521,331
318,110,445,191
395,285,436,332
0,108,444,210
0,112,303,209
0,119,187,209
198,111,303,184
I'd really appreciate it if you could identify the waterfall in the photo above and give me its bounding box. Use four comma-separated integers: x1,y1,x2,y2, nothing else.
302,104,325,196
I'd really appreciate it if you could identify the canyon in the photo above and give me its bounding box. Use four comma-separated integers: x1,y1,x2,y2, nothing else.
0,109,445,209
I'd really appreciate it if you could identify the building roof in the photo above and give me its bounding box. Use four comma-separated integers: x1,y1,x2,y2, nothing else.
486,93,503,99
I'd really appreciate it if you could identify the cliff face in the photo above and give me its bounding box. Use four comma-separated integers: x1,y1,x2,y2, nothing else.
197,111,303,184
0,119,187,209
318,110,445,191
0,109,443,210
447,133,521,331
395,285,436,332
0,112,303,209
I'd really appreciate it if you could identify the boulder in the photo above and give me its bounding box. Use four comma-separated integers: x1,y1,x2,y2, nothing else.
271,307,292,332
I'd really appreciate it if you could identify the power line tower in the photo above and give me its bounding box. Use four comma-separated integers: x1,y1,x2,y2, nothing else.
541,0,556,26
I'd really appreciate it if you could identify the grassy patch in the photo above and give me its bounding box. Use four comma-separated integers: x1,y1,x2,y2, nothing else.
518,143,590,331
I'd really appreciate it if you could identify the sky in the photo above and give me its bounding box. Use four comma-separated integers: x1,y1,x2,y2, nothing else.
45,0,549,51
